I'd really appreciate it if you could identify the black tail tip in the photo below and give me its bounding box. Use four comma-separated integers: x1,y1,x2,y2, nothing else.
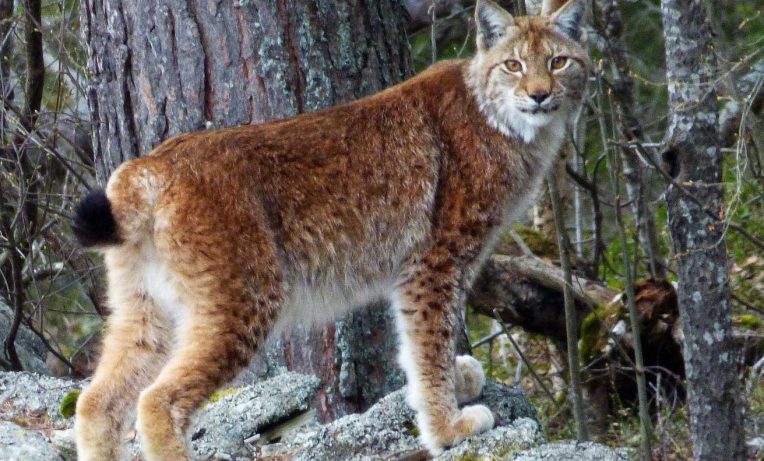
73,189,121,247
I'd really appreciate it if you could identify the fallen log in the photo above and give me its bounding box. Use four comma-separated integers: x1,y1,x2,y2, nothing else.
467,254,686,431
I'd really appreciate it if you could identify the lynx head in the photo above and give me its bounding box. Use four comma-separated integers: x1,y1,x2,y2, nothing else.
467,0,590,143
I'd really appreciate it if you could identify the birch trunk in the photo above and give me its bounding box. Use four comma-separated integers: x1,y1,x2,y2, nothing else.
660,1,746,458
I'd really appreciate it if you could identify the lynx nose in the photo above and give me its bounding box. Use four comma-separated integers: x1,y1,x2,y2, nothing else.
529,91,550,104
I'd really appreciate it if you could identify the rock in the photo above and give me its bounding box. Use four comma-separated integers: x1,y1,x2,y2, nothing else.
0,421,62,461
50,428,77,461
747,436,764,459
0,371,632,460
0,372,80,427
190,371,322,460
262,387,419,460
261,380,540,460
512,440,631,460
481,381,538,424
437,419,544,460
0,303,51,375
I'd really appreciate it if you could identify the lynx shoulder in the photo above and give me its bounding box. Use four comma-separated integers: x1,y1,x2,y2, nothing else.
73,1,589,459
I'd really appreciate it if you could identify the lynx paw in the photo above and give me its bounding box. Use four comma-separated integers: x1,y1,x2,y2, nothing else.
455,355,486,404
418,404,495,455
455,404,495,438
74,389,123,461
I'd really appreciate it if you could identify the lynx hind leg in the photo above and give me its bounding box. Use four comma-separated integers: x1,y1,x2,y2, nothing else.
136,282,280,461
135,222,282,460
76,249,173,461
394,261,494,455
455,355,486,404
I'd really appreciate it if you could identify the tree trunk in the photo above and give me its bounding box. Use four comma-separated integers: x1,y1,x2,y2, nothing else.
594,0,664,279
82,0,411,421
660,1,746,459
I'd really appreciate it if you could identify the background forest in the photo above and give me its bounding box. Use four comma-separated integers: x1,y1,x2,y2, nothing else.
1,0,763,460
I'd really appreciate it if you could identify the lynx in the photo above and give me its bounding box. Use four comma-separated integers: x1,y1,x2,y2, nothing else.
73,0,589,459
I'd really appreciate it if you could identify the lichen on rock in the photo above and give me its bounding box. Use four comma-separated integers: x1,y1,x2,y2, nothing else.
0,370,631,460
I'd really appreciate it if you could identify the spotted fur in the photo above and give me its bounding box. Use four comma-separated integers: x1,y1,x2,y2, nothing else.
74,1,589,459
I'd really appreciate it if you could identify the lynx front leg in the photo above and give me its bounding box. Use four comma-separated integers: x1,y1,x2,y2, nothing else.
75,292,172,461
394,257,494,454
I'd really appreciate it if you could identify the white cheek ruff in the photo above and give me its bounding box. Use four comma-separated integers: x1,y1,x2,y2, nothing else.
467,60,571,144
490,103,541,144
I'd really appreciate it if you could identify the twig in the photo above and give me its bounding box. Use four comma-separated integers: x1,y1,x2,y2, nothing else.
490,309,575,436
0,179,24,371
565,161,605,279
471,329,504,349
23,316,78,375
629,141,764,253
547,169,589,441
603,96,653,458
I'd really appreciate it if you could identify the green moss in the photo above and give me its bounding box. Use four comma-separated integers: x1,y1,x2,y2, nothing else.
511,226,559,258
59,390,80,419
737,314,762,330
579,312,604,363
578,300,625,364
206,387,241,405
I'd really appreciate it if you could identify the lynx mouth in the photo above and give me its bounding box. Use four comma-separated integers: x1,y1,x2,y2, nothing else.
520,104,560,115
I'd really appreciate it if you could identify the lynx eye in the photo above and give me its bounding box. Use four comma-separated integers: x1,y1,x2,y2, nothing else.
503,59,523,73
550,56,568,71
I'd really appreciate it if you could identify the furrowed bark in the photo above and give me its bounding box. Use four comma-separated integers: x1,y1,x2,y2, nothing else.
82,0,411,421
660,1,746,459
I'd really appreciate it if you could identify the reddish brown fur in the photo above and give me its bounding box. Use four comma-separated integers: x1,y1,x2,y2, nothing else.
74,1,589,459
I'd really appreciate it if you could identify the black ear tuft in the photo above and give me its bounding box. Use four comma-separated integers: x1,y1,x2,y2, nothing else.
73,189,122,247
551,0,586,42
475,0,515,50
662,148,681,179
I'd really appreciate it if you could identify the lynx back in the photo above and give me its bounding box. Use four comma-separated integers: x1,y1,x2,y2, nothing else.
73,0,588,459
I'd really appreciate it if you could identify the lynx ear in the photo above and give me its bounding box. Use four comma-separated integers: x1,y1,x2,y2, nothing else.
475,0,515,51
549,0,586,42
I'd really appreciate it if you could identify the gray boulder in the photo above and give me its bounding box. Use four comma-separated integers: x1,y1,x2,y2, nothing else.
0,370,631,460
0,371,79,427
0,421,63,461
258,380,543,460
512,440,631,460
190,371,321,460
0,303,51,375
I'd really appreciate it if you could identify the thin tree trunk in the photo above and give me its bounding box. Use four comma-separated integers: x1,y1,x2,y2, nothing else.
548,171,589,442
0,0,14,110
660,1,746,459
82,0,411,421
594,0,664,278
1,0,45,372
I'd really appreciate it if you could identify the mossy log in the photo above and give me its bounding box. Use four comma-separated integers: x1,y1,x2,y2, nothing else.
468,254,686,428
